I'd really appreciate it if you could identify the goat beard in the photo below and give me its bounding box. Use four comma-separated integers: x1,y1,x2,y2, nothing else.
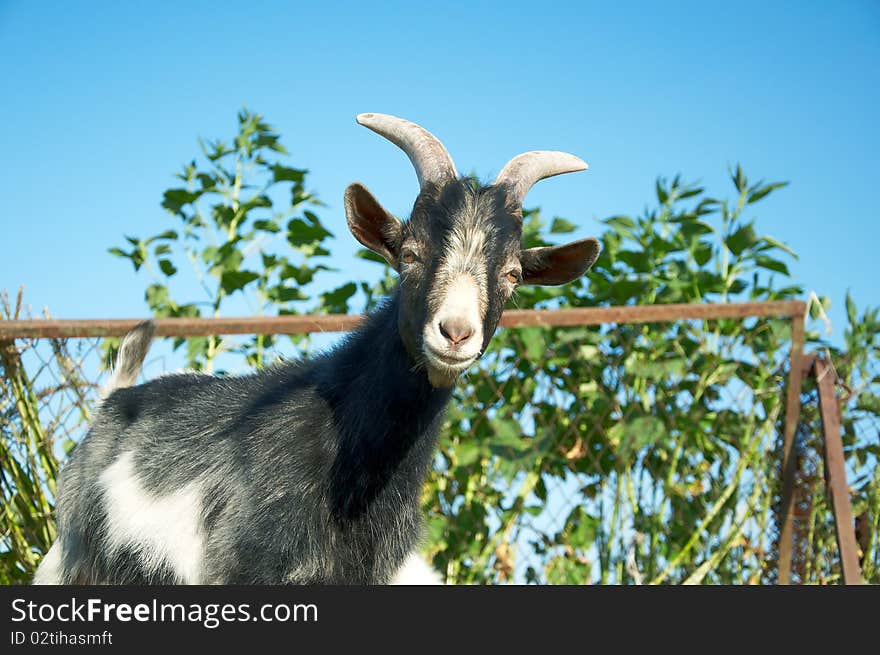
426,364,461,389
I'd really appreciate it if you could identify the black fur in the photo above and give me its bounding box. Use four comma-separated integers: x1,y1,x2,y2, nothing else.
45,170,597,585
55,294,452,584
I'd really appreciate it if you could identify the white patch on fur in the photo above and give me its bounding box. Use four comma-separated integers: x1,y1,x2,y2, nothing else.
99,451,204,583
434,274,483,343
421,224,489,386
444,224,487,283
391,552,443,585
32,541,63,585
435,224,487,333
423,273,485,379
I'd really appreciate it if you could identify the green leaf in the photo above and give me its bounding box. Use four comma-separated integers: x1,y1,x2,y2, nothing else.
846,292,857,324
253,219,281,233
759,235,797,259
626,354,687,380
455,441,481,466
611,415,665,458
272,164,307,184
220,270,260,294
171,303,200,318
186,337,209,368
747,181,788,204
205,242,243,278
491,418,523,447
731,164,747,192
563,506,598,545
725,223,758,256
287,217,332,247
162,188,201,214
656,179,669,204
550,218,577,234
196,172,216,190
809,295,832,319
268,286,308,303
693,242,713,266
114,239,147,270
755,255,789,275
278,263,313,285
603,215,636,238
158,259,177,276
674,218,715,238
355,249,388,265
695,198,720,216
320,282,357,313
728,278,748,294
241,195,272,213
212,205,236,230
145,284,169,309
517,327,547,361
616,250,652,273
678,186,704,199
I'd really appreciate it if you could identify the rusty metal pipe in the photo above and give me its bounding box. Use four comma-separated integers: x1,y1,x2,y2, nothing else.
0,301,807,340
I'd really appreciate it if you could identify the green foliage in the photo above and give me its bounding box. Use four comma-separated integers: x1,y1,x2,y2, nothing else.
0,290,62,583
587,172,796,308
410,173,808,583
107,109,348,371
793,294,880,583
3,111,878,584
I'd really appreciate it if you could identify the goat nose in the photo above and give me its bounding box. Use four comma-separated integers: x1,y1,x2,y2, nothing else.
439,318,475,345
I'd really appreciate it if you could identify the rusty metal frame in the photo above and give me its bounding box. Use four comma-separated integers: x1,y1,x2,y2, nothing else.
3,299,825,582
809,354,863,584
776,312,806,584
776,351,863,585
0,300,806,339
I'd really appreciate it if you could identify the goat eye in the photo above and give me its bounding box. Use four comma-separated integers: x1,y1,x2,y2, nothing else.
505,271,521,285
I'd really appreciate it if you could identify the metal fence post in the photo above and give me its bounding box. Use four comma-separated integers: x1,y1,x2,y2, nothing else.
814,356,863,585
777,312,806,584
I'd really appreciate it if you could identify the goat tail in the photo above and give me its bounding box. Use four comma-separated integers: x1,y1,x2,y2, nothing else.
100,319,155,398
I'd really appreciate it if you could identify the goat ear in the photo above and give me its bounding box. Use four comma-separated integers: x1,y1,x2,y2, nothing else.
344,183,404,268
520,238,601,286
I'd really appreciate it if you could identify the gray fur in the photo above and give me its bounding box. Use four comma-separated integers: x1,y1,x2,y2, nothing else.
35,115,599,585
100,320,155,398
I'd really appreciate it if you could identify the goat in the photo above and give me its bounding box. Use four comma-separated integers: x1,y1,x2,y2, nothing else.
33,113,599,585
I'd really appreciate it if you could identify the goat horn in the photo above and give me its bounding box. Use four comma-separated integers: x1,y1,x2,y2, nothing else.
494,151,588,206
356,113,458,188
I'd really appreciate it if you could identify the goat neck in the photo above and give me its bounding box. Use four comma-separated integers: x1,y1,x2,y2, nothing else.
313,291,453,522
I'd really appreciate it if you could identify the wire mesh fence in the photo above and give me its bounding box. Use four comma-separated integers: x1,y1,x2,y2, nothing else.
782,352,880,584
428,312,794,584
847,353,880,582
2,301,877,584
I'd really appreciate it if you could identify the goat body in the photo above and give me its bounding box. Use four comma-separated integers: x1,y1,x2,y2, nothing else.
36,113,599,585
46,297,448,584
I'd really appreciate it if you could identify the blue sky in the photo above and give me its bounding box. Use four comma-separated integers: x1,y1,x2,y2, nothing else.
1,0,878,342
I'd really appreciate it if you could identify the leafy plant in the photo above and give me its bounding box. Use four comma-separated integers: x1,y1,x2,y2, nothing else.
0,289,91,584
107,109,351,371
790,294,880,583
3,112,877,585
410,171,808,583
